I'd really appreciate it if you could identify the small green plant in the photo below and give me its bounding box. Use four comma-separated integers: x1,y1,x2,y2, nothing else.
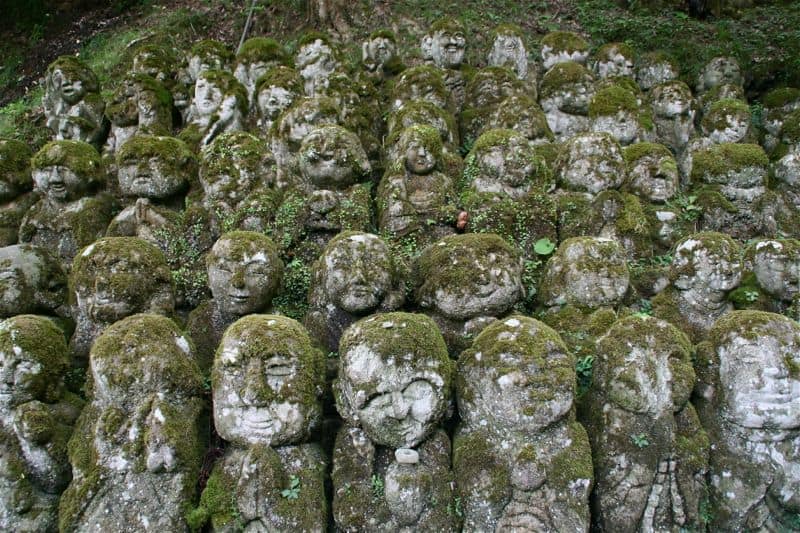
575,355,594,396
371,474,384,499
742,289,759,303
447,496,463,518
534,237,556,256
631,433,650,448
668,195,703,222
281,475,301,500
699,498,713,524
636,298,653,317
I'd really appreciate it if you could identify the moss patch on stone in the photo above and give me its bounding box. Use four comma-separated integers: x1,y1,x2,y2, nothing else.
690,143,768,181
540,31,589,54
31,140,103,183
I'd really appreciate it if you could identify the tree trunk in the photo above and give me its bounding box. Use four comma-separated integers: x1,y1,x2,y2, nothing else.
306,0,352,38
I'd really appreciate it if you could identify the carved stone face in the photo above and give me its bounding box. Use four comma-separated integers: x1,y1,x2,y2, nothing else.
337,313,453,448
426,28,466,69
320,233,392,314
391,67,449,112
591,111,640,146
488,34,527,79
751,240,800,301
593,47,634,79
0,246,57,318
365,36,396,66
416,235,524,321
257,85,296,122
207,233,282,317
212,315,322,446
194,77,223,117
404,139,436,175
557,133,626,194
626,147,679,203
459,316,574,433
32,165,83,203
714,313,800,430
673,234,742,295
541,237,630,308
650,81,693,118
73,238,173,325
296,39,338,94
469,131,538,198
698,56,742,93
50,67,86,105
299,126,369,188
118,154,185,199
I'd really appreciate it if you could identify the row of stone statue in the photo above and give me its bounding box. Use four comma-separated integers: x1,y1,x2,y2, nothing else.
2,303,798,532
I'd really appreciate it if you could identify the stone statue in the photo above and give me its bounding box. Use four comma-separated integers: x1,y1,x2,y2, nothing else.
622,142,680,203
539,237,630,310
0,244,67,318
455,316,593,531
413,233,524,355
182,69,247,150
186,40,234,84
696,56,743,94
59,314,204,532
189,314,327,531
43,56,107,147
295,32,342,97
700,98,752,144
186,231,283,372
539,61,595,140
421,17,468,110
19,141,113,271
0,139,37,246
487,24,531,82
540,31,590,69
254,66,304,133
747,238,800,305
484,95,554,144
333,312,459,531
590,42,635,79
652,231,742,342
649,80,696,155
555,132,625,194
635,51,678,91
587,315,709,532
103,73,173,156
233,37,290,108
589,84,651,145
362,29,402,80
69,237,175,362
389,65,451,114
305,232,405,352
695,311,800,531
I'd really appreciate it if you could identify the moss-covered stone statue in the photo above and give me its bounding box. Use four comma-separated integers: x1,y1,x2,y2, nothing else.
539,61,595,140
649,80,696,155
690,143,772,240
743,239,800,314
459,66,524,144
361,29,403,82
421,17,468,111
106,135,195,242
378,125,459,247
0,139,37,246
696,55,743,95
555,132,625,194
635,51,679,92
43,56,108,148
186,39,234,83
0,315,83,532
198,131,277,232
389,65,451,114
233,37,290,108
412,233,524,355
333,312,459,531
652,232,742,342
181,69,247,151
59,313,204,532
585,315,709,532
484,95,554,145
700,98,753,144
254,66,304,134
487,24,535,87
188,314,327,531
454,316,593,531
385,100,459,156
539,237,630,310
186,231,283,372
693,311,800,531
540,31,589,70
103,73,173,157
305,232,404,353
589,84,653,146
69,237,175,363
761,86,800,154
273,124,372,261
295,31,343,97
590,42,635,79
0,244,67,318
19,141,113,272
623,142,679,203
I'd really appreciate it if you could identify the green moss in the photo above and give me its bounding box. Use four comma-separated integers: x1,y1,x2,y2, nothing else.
0,315,69,402
540,62,593,99
187,466,237,531
189,39,233,65
386,101,457,146
296,31,336,49
46,56,99,93
200,131,267,186
594,42,635,62
391,65,448,101
129,44,177,78
117,134,195,170
31,140,103,183
540,31,589,54
548,422,593,488
762,87,800,109
690,143,768,181
196,69,248,115
465,66,521,105
254,65,303,96
452,430,511,506
781,109,800,144
491,23,524,40
727,272,770,310
389,124,443,173
701,98,751,133
589,85,638,117
430,17,466,35
236,37,290,66
637,51,679,74
623,141,673,164
0,138,32,189
369,28,397,42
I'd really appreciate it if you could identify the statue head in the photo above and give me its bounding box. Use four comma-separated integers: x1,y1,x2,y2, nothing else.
422,18,467,69
465,129,544,199
363,29,398,70
556,132,626,194
200,132,273,208
697,56,742,94
298,125,370,189
187,40,233,82
591,42,635,79
45,56,99,106
623,142,679,203
748,239,800,302
487,25,527,79
31,141,103,203
116,135,194,199
395,125,443,176
0,244,66,318
671,232,742,296
255,66,303,126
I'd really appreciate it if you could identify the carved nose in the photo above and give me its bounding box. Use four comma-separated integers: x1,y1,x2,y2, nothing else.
231,269,246,289
242,359,266,404
390,391,410,419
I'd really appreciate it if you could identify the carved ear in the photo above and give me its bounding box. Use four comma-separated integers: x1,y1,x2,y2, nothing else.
420,36,433,59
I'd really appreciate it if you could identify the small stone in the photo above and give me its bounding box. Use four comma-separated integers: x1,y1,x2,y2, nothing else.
395,448,419,464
